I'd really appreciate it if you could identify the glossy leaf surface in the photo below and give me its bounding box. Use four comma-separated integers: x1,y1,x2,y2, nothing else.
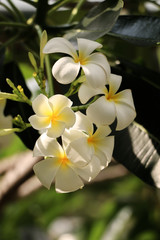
110,15,160,46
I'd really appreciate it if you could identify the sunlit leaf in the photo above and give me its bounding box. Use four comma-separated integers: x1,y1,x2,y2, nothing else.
109,15,160,46
114,122,160,188
65,0,124,40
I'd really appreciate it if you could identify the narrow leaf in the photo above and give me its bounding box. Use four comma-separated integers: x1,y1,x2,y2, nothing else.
28,52,38,72
109,15,160,46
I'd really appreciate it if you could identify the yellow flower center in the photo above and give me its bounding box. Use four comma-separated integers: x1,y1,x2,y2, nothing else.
105,92,118,102
74,53,87,65
87,135,96,145
59,154,71,168
105,94,112,101
49,112,59,123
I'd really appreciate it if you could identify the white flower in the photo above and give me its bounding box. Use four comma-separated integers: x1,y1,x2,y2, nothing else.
43,37,110,88
63,112,114,169
83,74,136,130
33,133,101,193
29,94,75,138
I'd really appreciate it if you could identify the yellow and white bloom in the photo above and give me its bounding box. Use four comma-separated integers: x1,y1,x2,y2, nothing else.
84,74,136,130
33,133,101,193
29,94,75,138
63,112,114,169
43,37,110,88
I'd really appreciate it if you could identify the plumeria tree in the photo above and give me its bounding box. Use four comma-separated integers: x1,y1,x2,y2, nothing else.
0,0,160,195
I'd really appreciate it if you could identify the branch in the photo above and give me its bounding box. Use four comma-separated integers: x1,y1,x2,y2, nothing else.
0,151,41,208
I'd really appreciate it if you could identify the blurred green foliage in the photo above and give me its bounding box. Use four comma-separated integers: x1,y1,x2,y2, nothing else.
0,173,160,240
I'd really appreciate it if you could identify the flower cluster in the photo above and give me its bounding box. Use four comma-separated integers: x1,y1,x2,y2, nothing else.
29,37,136,193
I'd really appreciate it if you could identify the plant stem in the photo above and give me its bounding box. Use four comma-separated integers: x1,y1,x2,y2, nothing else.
48,0,72,14
0,2,19,21
34,25,54,97
72,96,99,111
72,103,90,111
0,21,29,28
68,0,86,23
35,0,48,26
8,0,26,22
45,55,54,97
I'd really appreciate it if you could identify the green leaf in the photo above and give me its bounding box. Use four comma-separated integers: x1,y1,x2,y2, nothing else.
113,122,160,188
109,15,160,46
40,30,48,68
65,0,124,40
28,52,38,72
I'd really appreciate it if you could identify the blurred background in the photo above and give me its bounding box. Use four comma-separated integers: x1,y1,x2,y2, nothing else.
0,0,160,239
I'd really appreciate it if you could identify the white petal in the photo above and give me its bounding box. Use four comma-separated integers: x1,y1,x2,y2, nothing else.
78,80,103,104
52,57,80,84
43,37,77,58
55,165,84,193
109,74,122,96
94,150,108,169
73,111,93,135
114,89,136,130
86,96,116,126
33,139,43,157
49,94,73,114
74,155,101,182
82,63,107,88
58,107,76,128
32,94,52,116
47,121,66,138
67,137,94,164
114,89,136,108
93,125,111,139
29,115,50,130
114,101,136,130
87,53,111,82
33,133,64,157
95,136,114,165
62,129,86,149
33,157,60,189
77,38,102,57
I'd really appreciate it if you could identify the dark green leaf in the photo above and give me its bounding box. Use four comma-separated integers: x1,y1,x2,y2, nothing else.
116,58,160,89
111,61,160,143
65,0,124,40
112,60,160,188
113,122,160,188
109,15,160,46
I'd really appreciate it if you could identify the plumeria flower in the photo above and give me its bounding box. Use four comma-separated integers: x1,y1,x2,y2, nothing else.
33,133,101,193
29,94,75,138
82,74,136,130
63,111,114,169
43,37,110,88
